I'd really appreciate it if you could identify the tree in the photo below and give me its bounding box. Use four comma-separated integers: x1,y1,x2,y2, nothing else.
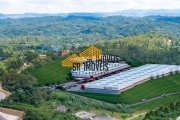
5,58,23,70
25,50,38,62
70,45,76,52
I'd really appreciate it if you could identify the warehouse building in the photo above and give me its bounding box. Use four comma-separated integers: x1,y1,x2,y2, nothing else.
71,62,131,79
82,64,180,94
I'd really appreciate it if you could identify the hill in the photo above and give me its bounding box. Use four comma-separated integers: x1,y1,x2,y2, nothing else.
1,9,180,19
113,9,180,17
28,33,180,86
1,15,180,39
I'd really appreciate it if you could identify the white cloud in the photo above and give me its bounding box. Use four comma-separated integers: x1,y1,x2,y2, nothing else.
0,0,180,14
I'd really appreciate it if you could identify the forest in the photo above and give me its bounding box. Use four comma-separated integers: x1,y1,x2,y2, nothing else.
94,33,180,66
0,15,180,50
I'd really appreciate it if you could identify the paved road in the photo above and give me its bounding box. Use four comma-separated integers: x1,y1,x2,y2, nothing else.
0,92,5,101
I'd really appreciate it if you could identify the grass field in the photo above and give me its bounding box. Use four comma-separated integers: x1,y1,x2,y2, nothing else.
72,73,180,104
130,94,180,120
29,59,72,86
132,94,180,111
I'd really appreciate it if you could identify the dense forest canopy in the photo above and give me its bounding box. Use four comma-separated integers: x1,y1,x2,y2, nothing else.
94,33,180,65
0,15,180,52
0,15,180,38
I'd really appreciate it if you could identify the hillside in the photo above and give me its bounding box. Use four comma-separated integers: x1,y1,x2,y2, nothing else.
29,59,72,86
28,33,180,86
95,33,180,65
1,15,180,40
1,9,180,19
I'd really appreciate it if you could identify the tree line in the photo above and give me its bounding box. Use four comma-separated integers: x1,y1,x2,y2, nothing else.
143,101,180,119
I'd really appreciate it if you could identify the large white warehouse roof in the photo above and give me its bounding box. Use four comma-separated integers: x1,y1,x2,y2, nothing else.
71,62,130,78
84,64,180,91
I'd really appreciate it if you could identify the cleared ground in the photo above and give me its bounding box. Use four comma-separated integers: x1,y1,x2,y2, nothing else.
0,107,25,119
29,59,72,86
0,89,11,97
72,73,180,104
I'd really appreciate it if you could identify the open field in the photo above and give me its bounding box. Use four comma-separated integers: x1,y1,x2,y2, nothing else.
129,94,180,120
72,73,180,104
29,59,72,86
132,94,180,111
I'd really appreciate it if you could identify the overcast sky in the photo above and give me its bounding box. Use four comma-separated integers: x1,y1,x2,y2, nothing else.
0,0,180,14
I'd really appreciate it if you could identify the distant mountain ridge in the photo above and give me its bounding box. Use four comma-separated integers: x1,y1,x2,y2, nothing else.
1,9,180,19
113,9,180,17
0,12,104,19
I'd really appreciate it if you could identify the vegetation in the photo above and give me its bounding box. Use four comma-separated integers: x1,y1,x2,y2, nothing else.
0,87,132,119
143,100,180,120
72,73,180,104
26,33,180,86
1,16,180,51
1,15,180,119
29,59,72,86
0,47,132,119
133,94,180,111
1,69,33,91
95,33,180,66
131,115,145,120
0,107,24,119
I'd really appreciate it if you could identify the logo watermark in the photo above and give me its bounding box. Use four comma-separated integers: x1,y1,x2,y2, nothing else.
72,55,119,72
62,46,120,73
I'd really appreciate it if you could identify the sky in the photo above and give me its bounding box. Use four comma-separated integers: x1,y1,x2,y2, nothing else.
0,0,180,14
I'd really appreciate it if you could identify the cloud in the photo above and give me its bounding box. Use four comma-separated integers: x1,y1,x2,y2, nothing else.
0,0,9,6
0,0,180,14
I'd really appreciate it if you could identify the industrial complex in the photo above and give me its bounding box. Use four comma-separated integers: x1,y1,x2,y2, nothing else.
71,62,131,79
71,63,180,94
62,46,180,94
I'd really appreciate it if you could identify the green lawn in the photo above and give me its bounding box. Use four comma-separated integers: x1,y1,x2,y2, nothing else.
132,94,180,111
72,73,180,104
29,59,72,86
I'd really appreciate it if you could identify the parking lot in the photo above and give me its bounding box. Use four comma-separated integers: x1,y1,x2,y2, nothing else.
42,80,88,91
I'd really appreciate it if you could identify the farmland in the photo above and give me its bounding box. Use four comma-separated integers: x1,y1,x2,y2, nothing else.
72,73,180,104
